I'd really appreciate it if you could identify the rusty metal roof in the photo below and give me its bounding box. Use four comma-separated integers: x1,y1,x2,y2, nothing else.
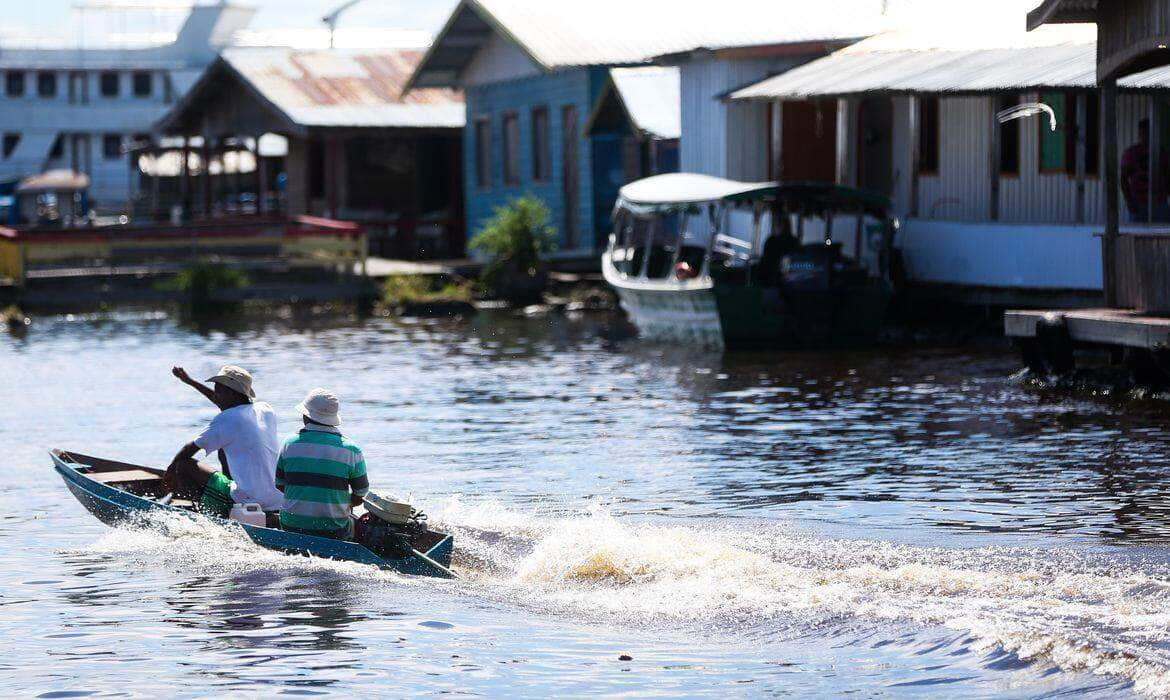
407,0,895,90
728,22,1170,101
213,48,464,130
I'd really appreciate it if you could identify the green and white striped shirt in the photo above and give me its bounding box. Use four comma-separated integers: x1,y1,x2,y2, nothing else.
276,424,369,534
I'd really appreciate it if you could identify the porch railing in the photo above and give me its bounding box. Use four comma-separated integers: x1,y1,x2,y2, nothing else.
0,216,366,286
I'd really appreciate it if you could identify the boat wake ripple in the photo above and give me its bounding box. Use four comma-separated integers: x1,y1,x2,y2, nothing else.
69,502,1170,695
430,498,1170,696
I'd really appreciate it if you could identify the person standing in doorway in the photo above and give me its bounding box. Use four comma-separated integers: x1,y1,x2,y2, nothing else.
1121,118,1170,222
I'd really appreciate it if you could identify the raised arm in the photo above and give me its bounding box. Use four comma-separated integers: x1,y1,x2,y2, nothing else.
172,366,217,406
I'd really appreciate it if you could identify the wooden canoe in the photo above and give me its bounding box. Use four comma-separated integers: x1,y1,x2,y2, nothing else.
50,449,456,579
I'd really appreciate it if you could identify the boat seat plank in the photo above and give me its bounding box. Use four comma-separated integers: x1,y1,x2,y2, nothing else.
88,469,161,484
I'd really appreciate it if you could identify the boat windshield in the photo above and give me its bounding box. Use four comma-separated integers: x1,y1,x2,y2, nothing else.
609,174,779,282
608,179,895,285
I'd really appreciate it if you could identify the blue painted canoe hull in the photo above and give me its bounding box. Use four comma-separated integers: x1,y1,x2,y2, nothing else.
51,450,455,579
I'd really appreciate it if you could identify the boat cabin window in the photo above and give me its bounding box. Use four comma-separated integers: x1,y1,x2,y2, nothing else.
773,210,887,276
613,209,706,280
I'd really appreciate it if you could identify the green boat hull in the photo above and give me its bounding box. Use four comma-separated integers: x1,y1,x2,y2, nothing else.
713,282,894,347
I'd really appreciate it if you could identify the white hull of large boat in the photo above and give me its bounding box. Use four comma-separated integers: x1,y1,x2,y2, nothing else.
602,252,724,348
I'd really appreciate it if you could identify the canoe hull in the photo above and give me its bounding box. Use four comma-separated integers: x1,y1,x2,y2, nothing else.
51,451,455,578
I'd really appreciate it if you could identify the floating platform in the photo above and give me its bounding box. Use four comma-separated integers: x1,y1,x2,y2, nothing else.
1005,308,1170,350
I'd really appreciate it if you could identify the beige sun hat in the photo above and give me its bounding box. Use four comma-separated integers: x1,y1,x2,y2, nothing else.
206,365,255,398
296,387,341,426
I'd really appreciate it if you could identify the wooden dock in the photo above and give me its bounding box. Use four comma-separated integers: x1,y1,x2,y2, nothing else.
1005,308,1170,350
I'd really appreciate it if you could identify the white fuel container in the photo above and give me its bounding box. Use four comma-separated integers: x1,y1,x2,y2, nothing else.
229,503,266,527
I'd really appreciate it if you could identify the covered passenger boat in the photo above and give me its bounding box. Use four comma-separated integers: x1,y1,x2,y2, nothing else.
602,173,898,348
50,449,456,579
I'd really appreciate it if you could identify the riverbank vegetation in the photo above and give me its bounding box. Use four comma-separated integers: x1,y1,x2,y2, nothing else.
379,274,475,316
470,195,556,306
168,262,249,312
2,304,29,332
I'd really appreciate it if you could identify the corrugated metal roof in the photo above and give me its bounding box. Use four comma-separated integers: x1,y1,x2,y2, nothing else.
220,48,464,129
475,0,892,67
609,67,680,140
729,22,1170,101
408,0,899,89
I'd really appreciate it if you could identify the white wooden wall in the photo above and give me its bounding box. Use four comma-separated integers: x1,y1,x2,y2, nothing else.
873,92,1158,226
679,55,810,181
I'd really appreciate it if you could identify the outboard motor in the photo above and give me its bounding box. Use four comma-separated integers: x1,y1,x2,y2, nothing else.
355,492,429,560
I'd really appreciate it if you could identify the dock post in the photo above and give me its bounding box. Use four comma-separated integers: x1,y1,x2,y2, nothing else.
255,135,268,217
1103,79,1119,308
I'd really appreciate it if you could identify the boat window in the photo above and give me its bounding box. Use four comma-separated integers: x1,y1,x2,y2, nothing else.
622,216,652,277
49,135,64,160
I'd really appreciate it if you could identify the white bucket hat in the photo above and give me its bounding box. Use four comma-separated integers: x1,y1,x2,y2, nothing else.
206,365,255,398
297,387,341,426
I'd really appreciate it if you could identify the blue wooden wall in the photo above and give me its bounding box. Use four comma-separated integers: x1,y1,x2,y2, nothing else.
463,67,607,254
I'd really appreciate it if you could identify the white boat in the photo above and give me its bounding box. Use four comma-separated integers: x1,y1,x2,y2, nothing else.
602,173,897,349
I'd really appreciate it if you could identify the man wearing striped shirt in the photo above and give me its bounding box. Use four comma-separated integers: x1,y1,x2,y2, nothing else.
276,388,369,539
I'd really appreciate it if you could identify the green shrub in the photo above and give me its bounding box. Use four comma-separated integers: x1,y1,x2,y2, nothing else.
380,274,472,307
172,262,249,310
470,195,557,283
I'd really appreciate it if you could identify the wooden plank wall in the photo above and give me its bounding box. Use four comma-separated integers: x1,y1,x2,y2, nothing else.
1098,0,1170,80
1116,232,1170,312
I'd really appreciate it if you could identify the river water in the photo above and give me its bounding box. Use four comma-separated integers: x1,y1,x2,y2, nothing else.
3,309,1170,697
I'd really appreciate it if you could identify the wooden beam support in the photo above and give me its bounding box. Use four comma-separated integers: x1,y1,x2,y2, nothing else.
908,95,921,218
200,137,212,218
989,95,1000,222
325,136,339,218
835,98,850,186
1103,79,1120,308
1075,92,1087,225
255,136,268,216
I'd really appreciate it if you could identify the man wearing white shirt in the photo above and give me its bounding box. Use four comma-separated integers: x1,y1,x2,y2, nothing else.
163,365,283,517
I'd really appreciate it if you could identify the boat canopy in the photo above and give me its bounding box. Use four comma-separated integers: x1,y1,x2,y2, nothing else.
774,183,893,220
616,173,777,216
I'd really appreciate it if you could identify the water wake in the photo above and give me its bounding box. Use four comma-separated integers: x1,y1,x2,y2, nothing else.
69,501,1170,695
432,498,1170,696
